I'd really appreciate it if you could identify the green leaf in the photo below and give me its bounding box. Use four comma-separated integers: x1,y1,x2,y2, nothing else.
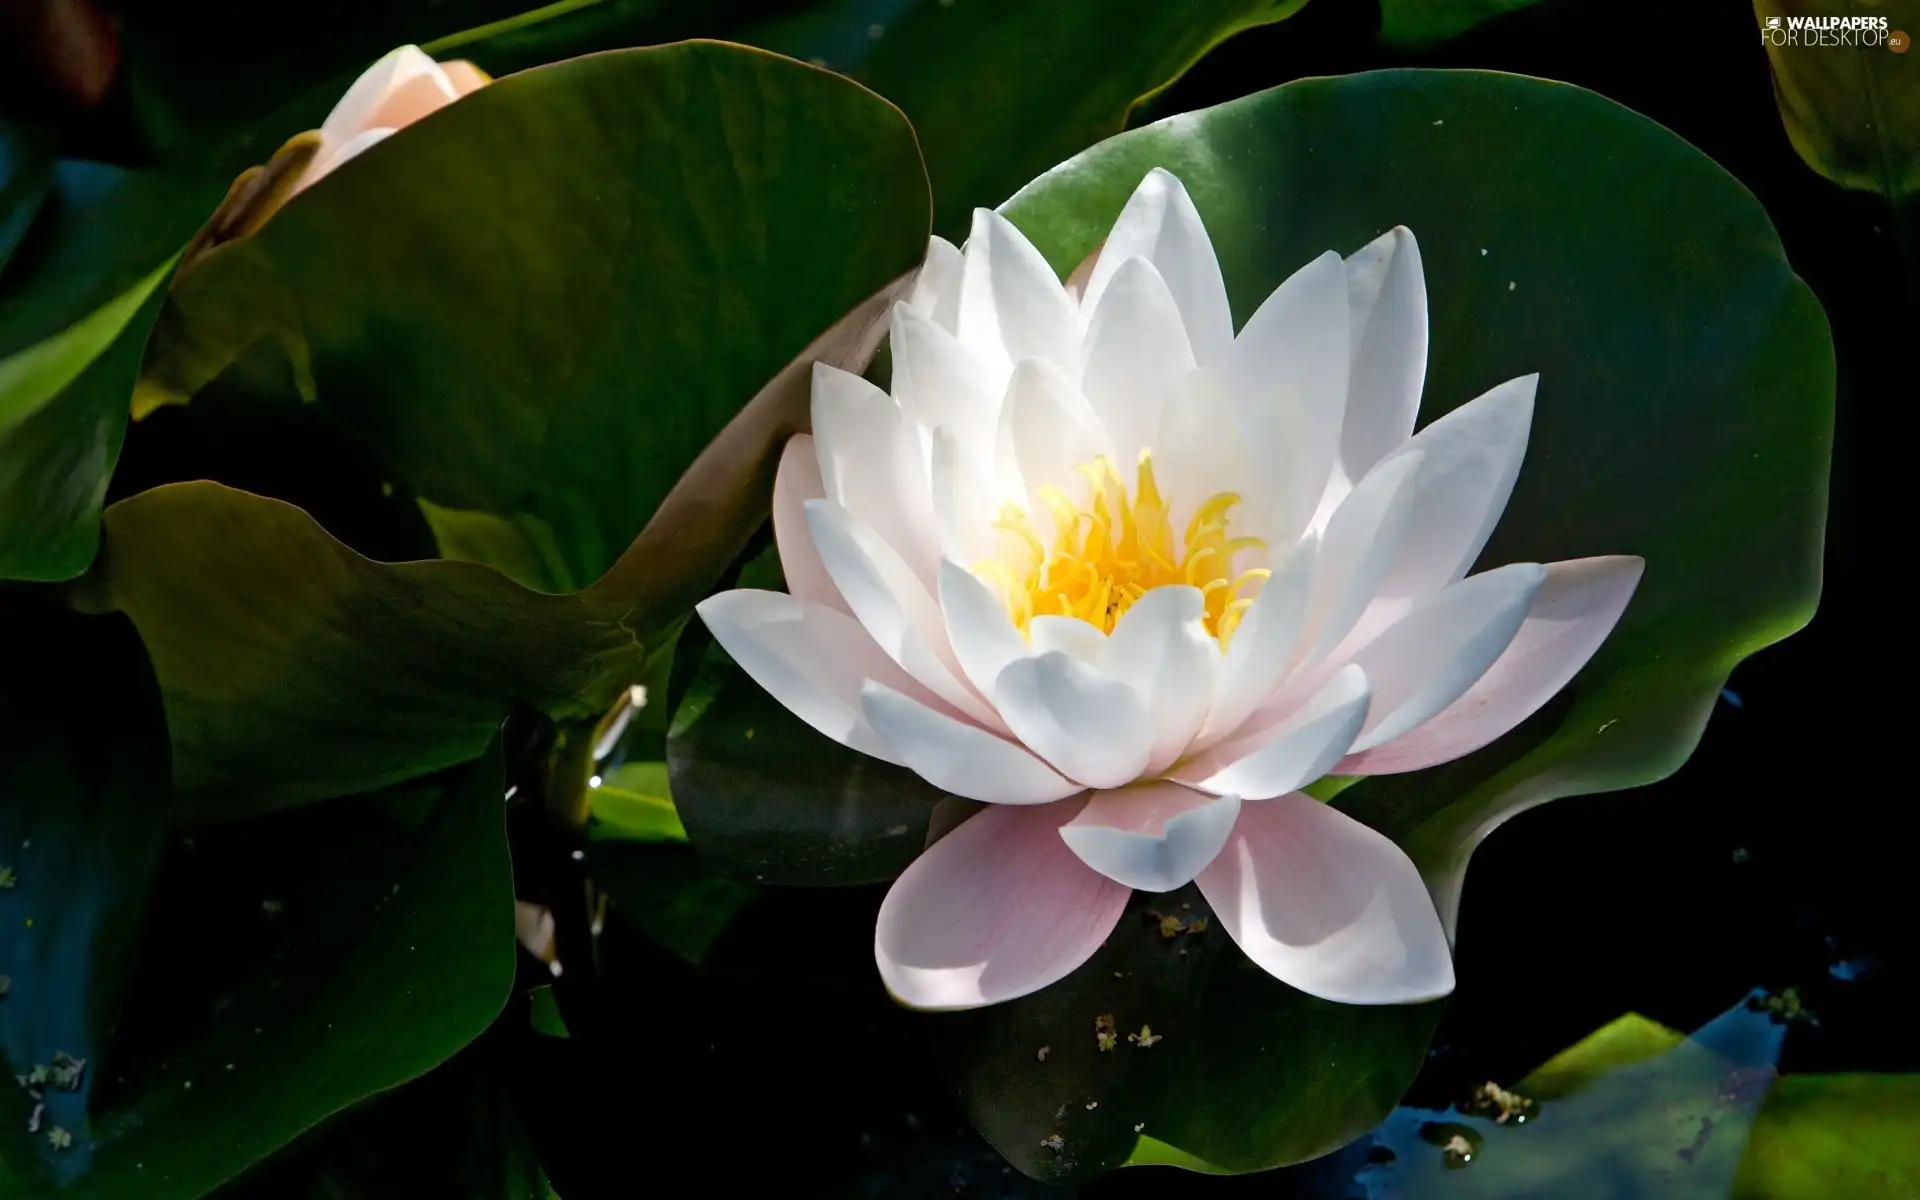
926,66,1830,1177
587,763,687,844
72,482,640,820
1377,0,1544,48
588,842,760,966
146,42,929,588
528,986,570,1040
16,741,516,1197
0,120,53,274
1734,1073,1920,1196
426,0,1315,235
927,887,1440,1183
0,601,170,1190
1004,64,1830,943
668,640,951,886
1755,0,1920,198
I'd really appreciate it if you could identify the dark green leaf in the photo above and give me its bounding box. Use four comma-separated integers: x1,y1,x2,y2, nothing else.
668,641,950,886
589,843,761,965
928,887,1440,1183
1755,0,1920,198
587,763,687,844
0,121,53,275
147,42,929,588
0,601,169,1190
29,741,516,1197
1734,1073,1920,1196
1377,0,1544,48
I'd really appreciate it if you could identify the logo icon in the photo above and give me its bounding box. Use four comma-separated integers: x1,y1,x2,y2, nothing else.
1766,16,1781,30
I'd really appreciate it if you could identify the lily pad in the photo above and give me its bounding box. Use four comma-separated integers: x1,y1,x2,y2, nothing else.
1754,0,1920,197
0,601,170,1190
17,741,515,1198
913,67,1831,1177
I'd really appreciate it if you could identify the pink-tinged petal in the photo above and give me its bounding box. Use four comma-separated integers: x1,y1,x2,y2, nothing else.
993,651,1154,789
320,45,443,143
1102,586,1219,774
804,499,1003,730
1029,616,1107,665
892,303,1000,455
876,799,1127,1010
1197,793,1454,1003
906,236,965,334
1221,251,1351,542
1000,358,1113,541
1344,562,1544,753
860,682,1082,805
297,126,395,193
360,65,459,133
1314,227,1427,525
696,590,951,767
1078,256,1195,474
940,560,1027,700
1195,534,1317,750
772,435,850,616
1060,781,1239,892
1372,375,1535,605
1082,168,1235,368
812,363,941,587
1339,556,1644,774
1174,664,1369,800
957,208,1079,377
440,60,490,97
1298,451,1424,661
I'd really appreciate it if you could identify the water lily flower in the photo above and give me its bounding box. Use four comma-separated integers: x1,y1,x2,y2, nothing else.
697,168,1643,1011
294,45,490,194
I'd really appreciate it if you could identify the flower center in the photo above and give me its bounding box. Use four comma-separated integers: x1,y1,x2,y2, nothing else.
973,451,1269,646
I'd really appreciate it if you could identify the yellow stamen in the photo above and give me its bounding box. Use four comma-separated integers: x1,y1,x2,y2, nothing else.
973,451,1268,647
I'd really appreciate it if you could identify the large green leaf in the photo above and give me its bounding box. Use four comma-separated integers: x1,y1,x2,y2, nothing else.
146,42,928,588
0,601,169,1191
6,743,516,1198
1754,0,1920,198
1377,0,1545,48
928,886,1440,1183
1001,66,1830,937
1733,1073,1920,1196
908,68,1833,1178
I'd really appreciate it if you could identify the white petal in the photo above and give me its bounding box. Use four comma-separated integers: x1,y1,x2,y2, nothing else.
1346,563,1546,752
957,209,1078,377
1079,256,1195,473
861,682,1082,805
1175,664,1369,800
1197,793,1454,1003
939,560,1027,700
876,799,1128,1010
1028,616,1108,665
1195,534,1317,748
906,236,965,334
1102,586,1219,774
804,499,1001,730
320,45,443,144
891,303,1000,456
1373,375,1536,604
928,427,995,567
993,652,1153,789
1000,357,1113,540
1340,556,1644,774
696,590,943,766
1325,227,1427,519
1222,251,1351,541
1298,451,1424,661
1060,781,1240,892
1082,168,1234,368
811,363,942,587
299,126,395,191
1152,367,1249,534
771,435,850,616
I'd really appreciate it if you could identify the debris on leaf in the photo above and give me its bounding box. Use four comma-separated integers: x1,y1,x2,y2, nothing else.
47,1125,72,1150
0,974,10,997
1464,1080,1534,1124
1094,1013,1118,1052
260,898,284,917
26,1102,43,1134
48,1052,85,1092
1035,1045,1050,1062
1128,1025,1162,1048
1085,1100,1098,1110
1134,1122,1146,1132
1040,1133,1065,1153
25,1063,50,1087
1442,1133,1473,1166
1144,909,1210,938
0,865,15,888
1748,986,1819,1027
